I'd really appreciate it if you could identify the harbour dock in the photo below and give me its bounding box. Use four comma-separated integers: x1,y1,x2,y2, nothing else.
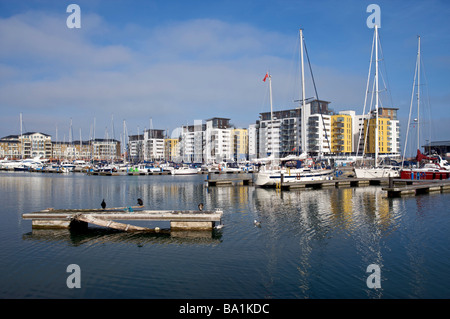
205,176,253,186
22,207,223,232
382,179,450,197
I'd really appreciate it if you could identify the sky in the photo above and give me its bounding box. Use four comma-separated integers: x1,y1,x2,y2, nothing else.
0,0,449,155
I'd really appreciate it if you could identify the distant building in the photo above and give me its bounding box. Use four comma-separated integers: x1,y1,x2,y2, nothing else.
331,114,353,154
143,129,165,161
423,141,450,158
179,121,205,163
90,138,121,161
164,138,179,162
52,140,91,160
0,135,21,159
0,132,51,159
205,117,233,163
363,107,400,156
127,134,144,162
251,99,332,158
232,128,248,162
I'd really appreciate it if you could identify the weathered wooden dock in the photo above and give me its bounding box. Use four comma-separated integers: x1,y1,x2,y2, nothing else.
278,177,389,190
206,177,253,186
382,179,450,197
22,206,223,232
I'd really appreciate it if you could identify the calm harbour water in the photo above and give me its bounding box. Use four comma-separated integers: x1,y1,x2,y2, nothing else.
0,171,448,299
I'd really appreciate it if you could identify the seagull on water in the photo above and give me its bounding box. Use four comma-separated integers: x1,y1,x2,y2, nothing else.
101,199,106,210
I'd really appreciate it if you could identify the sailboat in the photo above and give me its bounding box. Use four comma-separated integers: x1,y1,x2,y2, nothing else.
400,36,449,180
354,25,400,179
253,29,334,187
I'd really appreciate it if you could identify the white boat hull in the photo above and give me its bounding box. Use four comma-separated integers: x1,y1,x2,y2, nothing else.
171,168,199,175
253,168,334,186
354,167,399,178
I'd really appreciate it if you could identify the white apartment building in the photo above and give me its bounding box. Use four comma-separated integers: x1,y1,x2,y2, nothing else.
143,129,165,161
251,99,332,158
204,117,233,163
177,118,238,163
128,134,144,162
179,120,205,163
307,114,331,156
248,124,258,161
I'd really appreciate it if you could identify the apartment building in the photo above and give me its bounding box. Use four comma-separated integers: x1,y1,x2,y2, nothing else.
0,135,21,159
143,129,165,161
232,128,248,161
127,134,144,162
164,138,179,162
0,132,52,159
204,117,233,163
363,107,400,156
179,121,205,163
330,114,353,154
251,99,332,158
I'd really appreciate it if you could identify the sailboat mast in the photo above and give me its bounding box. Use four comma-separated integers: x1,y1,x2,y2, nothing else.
374,25,379,167
417,35,421,152
300,28,306,154
20,113,23,159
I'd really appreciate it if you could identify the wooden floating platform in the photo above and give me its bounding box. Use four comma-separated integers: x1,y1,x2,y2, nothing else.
22,207,223,232
382,179,450,197
276,178,387,190
206,177,253,186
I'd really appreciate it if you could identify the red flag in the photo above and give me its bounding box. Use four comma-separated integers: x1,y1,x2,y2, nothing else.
263,73,269,82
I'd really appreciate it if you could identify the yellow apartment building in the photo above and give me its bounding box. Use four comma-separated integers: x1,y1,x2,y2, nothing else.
164,138,179,161
363,117,391,154
331,114,352,154
232,128,248,161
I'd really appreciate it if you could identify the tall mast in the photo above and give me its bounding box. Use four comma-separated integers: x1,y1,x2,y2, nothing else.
269,74,273,122
20,113,23,159
79,127,82,160
300,28,306,155
417,35,421,152
374,25,379,167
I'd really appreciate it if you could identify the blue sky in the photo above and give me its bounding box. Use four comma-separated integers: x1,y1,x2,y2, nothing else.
1,0,449,154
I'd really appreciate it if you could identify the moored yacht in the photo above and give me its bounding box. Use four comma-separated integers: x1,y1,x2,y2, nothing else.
171,165,200,175
400,150,449,180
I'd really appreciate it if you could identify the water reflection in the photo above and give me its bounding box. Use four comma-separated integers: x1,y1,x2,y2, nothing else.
23,228,223,247
249,186,406,298
3,171,447,298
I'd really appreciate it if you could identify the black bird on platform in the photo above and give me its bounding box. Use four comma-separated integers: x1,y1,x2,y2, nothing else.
101,199,106,209
198,203,204,211
137,198,143,206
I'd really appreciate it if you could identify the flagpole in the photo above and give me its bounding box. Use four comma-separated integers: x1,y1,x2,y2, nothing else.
269,73,273,122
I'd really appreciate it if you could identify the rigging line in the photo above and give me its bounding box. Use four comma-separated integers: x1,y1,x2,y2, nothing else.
420,52,433,144
377,32,395,109
402,49,419,165
303,38,331,154
288,34,301,107
362,78,376,161
357,29,376,158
